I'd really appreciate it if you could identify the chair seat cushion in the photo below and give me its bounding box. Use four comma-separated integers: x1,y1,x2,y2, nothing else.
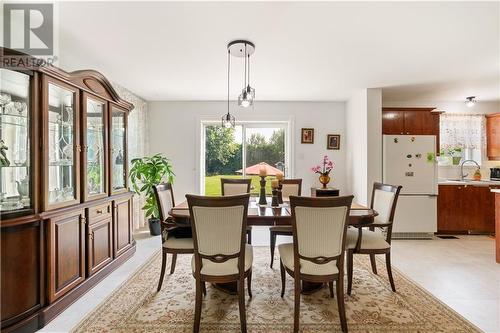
346,228,390,250
278,243,339,276
270,225,292,233
191,244,253,276
163,236,194,250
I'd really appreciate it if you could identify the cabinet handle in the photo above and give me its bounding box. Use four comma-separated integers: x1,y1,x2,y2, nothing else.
89,232,94,240
406,132,410,134
96,209,103,214
76,145,82,152
80,216,87,224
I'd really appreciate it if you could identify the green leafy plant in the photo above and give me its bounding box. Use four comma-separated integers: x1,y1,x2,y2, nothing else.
129,153,174,219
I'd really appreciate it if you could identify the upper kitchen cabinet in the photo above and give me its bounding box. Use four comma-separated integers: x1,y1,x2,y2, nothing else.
382,107,441,152
42,76,80,211
0,69,37,218
486,113,500,160
82,92,109,201
110,105,128,194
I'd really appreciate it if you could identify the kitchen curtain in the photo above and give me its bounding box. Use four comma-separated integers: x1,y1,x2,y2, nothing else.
440,113,485,163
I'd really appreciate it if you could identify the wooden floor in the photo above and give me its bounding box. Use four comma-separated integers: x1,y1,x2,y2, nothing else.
39,229,499,333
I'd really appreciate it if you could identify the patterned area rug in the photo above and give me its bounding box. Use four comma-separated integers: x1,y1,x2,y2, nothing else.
73,247,480,333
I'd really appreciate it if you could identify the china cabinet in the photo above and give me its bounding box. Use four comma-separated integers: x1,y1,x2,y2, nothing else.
0,47,136,333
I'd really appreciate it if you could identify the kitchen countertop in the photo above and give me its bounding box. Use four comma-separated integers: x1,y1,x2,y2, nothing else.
438,179,500,186
492,189,500,193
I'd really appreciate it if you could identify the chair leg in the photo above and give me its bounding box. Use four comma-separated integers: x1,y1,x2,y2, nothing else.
347,250,353,295
328,281,334,298
280,260,286,298
202,282,207,297
170,253,177,274
293,276,301,333
386,252,396,292
247,229,252,244
247,270,253,298
369,254,377,275
336,277,348,333
270,231,276,268
157,251,167,292
238,278,247,333
193,279,203,333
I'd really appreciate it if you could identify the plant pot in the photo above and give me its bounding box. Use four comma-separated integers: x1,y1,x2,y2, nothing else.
319,174,331,189
452,157,462,165
148,218,161,236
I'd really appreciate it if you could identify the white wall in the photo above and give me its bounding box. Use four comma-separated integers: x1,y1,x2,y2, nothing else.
148,101,346,203
345,88,382,205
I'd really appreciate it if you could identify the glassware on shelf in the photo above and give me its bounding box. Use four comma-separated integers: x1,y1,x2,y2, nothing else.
111,109,126,191
85,97,105,196
47,82,76,205
0,69,31,213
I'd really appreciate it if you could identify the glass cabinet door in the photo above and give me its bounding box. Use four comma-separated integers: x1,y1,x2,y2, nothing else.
83,93,107,201
45,78,79,209
110,105,127,193
0,69,32,214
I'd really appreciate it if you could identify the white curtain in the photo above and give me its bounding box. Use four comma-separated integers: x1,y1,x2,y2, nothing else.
112,83,149,230
440,114,485,163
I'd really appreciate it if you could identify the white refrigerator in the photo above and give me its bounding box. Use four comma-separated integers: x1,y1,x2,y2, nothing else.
382,135,438,238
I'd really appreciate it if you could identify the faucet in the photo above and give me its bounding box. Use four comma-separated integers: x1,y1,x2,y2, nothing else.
460,159,480,181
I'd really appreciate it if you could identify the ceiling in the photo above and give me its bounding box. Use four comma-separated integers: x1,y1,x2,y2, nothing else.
57,1,499,102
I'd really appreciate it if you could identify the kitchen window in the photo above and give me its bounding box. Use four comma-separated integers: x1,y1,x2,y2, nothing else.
439,114,485,165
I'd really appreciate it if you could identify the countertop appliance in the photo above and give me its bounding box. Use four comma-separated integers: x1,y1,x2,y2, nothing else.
383,135,437,239
491,168,500,181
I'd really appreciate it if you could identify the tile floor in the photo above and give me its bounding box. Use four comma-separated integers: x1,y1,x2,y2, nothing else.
39,228,499,333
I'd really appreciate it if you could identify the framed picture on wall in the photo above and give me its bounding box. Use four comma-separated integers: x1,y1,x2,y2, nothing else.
327,134,340,150
301,128,314,144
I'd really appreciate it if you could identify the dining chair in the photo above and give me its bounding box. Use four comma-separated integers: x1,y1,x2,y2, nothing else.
279,195,353,333
221,178,253,244
153,183,194,292
269,179,302,268
346,182,402,294
187,193,253,333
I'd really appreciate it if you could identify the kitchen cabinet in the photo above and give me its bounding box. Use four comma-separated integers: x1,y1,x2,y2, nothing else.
437,184,498,234
113,197,133,258
87,216,113,276
486,113,500,160
383,107,441,152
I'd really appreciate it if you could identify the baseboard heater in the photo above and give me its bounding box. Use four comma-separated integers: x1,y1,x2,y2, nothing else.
392,232,434,240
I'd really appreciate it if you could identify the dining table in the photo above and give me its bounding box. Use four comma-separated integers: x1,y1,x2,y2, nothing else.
170,197,378,294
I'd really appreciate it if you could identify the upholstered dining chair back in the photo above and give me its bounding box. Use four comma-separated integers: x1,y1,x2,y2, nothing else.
281,179,302,200
153,183,175,222
187,194,250,257
370,182,403,227
221,178,252,196
290,195,353,261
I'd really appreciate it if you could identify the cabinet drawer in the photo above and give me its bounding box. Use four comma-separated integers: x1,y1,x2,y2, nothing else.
88,203,112,224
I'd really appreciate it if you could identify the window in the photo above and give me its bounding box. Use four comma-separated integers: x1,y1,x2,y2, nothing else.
439,114,485,165
201,122,290,196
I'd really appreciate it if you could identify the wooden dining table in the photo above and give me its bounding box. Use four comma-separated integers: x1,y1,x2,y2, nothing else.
170,197,378,294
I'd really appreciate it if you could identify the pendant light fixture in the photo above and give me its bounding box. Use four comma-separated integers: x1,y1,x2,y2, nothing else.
222,47,235,128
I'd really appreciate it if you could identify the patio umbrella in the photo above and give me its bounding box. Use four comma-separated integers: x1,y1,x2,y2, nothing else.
236,162,283,176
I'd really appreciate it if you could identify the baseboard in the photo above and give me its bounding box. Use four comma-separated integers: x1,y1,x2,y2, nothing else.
392,232,434,240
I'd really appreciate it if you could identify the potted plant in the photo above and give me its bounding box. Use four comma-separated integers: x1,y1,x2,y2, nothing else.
311,155,335,189
129,153,174,236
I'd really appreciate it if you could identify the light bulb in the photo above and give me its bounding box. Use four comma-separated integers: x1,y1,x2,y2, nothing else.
465,96,476,107
223,119,232,128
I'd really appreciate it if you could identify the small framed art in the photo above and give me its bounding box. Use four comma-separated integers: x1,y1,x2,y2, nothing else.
301,128,314,144
327,134,340,150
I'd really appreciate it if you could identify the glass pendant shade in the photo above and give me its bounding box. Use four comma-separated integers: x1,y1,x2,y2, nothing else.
222,112,235,128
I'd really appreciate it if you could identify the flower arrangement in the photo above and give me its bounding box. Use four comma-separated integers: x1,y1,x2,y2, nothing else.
311,155,335,188
311,155,335,175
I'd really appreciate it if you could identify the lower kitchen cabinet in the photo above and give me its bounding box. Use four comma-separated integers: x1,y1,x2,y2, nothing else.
438,185,497,234
47,209,86,302
113,197,133,258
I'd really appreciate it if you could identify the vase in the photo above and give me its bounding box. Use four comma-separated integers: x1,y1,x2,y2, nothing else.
319,174,330,189
452,156,462,165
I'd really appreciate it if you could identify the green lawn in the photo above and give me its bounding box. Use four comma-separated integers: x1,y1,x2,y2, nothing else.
204,175,277,196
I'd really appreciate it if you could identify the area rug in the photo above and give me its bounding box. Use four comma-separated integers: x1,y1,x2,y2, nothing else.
72,247,480,333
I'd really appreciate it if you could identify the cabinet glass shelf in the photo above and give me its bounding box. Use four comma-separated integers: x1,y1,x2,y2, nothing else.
0,69,32,213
